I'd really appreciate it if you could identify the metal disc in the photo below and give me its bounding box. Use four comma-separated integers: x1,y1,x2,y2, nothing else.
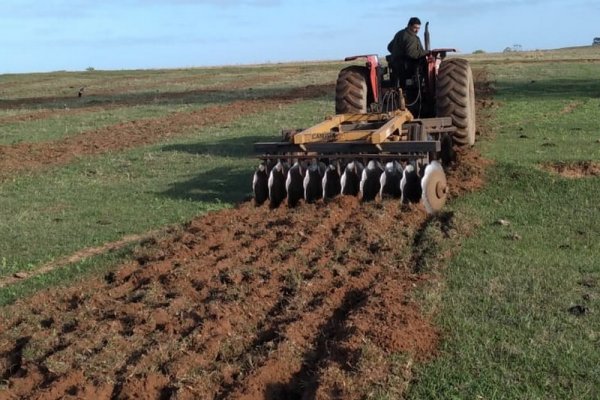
421,166,448,214
253,164,269,206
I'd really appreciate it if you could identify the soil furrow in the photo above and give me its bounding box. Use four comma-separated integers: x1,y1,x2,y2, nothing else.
226,202,423,400
0,74,286,112
0,84,332,182
0,73,289,128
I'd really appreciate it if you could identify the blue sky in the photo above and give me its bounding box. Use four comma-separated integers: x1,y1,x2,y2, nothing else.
1,0,598,73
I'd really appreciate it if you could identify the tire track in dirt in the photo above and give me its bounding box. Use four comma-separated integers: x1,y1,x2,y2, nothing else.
0,84,333,182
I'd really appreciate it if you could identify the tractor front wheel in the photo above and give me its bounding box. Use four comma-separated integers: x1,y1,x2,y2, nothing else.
335,66,369,114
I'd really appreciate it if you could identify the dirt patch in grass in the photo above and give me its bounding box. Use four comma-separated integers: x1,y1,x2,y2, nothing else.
542,161,600,178
0,74,286,112
0,84,333,182
0,74,286,125
558,101,584,115
0,106,108,124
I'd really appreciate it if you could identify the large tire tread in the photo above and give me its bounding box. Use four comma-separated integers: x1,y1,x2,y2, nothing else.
436,58,476,146
335,66,369,114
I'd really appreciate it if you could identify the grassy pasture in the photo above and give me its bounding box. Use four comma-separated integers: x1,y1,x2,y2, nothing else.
407,50,600,399
0,47,599,398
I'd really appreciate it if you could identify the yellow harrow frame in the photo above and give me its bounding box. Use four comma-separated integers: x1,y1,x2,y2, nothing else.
255,110,455,162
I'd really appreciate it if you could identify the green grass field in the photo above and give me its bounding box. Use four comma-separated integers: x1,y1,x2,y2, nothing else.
407,53,600,399
1,47,599,398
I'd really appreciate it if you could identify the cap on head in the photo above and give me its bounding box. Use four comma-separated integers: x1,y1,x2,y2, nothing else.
408,17,421,26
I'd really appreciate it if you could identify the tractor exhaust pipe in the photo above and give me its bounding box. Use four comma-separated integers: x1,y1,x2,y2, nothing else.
424,21,430,52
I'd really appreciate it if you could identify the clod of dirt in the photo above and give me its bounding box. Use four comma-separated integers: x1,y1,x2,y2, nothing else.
578,277,598,288
506,233,522,241
568,305,589,316
559,101,583,115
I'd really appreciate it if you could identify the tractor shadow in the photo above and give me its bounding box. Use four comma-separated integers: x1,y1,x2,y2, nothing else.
162,135,275,158
160,135,273,204
160,166,251,204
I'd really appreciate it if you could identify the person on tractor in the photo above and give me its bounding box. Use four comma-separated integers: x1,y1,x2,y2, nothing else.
387,17,428,86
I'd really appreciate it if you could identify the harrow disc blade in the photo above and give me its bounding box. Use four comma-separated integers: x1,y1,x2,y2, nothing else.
322,163,341,199
421,161,448,214
341,161,364,196
304,161,325,203
379,161,403,199
286,162,305,207
268,160,288,208
360,160,384,202
400,163,422,204
252,163,269,206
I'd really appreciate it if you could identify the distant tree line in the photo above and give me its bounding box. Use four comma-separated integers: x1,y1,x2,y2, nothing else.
503,44,523,53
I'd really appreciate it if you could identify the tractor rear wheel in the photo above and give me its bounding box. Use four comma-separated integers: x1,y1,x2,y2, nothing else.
335,66,369,114
436,58,476,146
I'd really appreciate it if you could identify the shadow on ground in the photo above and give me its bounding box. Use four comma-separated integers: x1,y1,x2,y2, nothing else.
162,135,274,158
160,167,252,204
161,134,285,204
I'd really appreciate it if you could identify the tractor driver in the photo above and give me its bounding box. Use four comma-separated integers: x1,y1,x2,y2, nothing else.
387,17,428,84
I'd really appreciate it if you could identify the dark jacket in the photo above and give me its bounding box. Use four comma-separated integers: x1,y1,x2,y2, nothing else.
387,27,428,66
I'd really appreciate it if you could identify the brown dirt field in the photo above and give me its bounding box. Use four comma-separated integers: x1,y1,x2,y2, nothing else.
0,72,491,399
0,106,119,124
0,207,429,399
0,84,332,182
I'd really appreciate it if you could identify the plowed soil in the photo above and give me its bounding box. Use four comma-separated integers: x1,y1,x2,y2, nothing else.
0,84,332,182
0,75,491,399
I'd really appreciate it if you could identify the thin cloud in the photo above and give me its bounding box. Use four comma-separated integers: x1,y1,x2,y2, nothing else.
127,0,281,7
38,34,227,47
0,0,281,21
373,0,573,18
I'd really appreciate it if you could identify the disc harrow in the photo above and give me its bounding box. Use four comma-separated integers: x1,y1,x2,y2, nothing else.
253,109,454,214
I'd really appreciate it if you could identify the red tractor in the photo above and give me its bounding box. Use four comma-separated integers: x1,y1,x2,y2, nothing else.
253,23,476,213
335,22,476,147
